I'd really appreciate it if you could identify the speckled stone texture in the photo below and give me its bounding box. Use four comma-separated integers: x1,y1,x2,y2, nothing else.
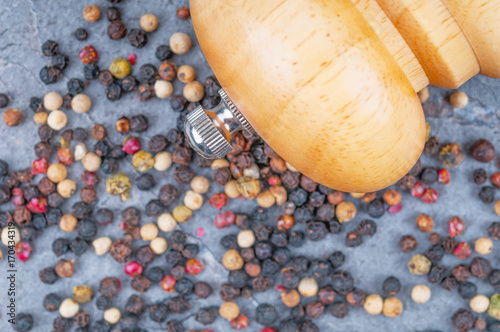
0,0,499,331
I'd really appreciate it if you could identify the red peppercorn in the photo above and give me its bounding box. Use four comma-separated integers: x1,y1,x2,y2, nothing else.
122,136,141,155
26,197,48,214
82,171,99,186
79,45,98,64
231,315,248,330
454,242,472,260
277,215,294,231
31,158,49,175
128,53,137,65
124,261,143,277
387,202,402,214
448,216,465,237
161,275,176,293
261,328,278,332
10,188,24,206
420,188,438,204
438,169,450,184
208,192,229,210
186,258,203,275
214,211,235,229
411,181,425,198
15,242,32,262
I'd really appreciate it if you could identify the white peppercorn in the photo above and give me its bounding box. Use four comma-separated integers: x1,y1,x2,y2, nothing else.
411,284,431,304
57,179,76,198
237,230,255,248
154,152,172,171
71,94,91,114
59,298,79,318
43,92,63,111
150,237,168,255
140,223,158,241
93,237,112,256
158,213,177,232
47,163,67,183
47,110,67,131
184,190,203,210
104,307,121,324
154,80,173,99
170,32,191,54
190,176,210,194
1,226,20,246
82,152,101,172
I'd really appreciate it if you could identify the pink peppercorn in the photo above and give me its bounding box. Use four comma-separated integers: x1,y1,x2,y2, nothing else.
420,188,438,204
122,136,141,155
161,275,176,293
411,181,425,198
185,258,203,275
388,202,402,214
10,188,24,206
15,242,32,263
214,211,235,229
208,192,229,210
454,242,472,260
124,261,143,277
79,45,98,64
26,197,48,213
448,216,465,237
438,169,450,185
127,53,137,65
31,158,49,175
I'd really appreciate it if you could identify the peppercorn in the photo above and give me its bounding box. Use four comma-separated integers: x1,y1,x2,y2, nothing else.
443,236,458,254
470,139,495,163
383,297,403,318
457,282,477,299
440,143,465,168
479,186,496,204
440,276,458,291
489,222,500,240
128,28,148,48
55,259,74,278
74,311,90,327
451,308,475,332
408,254,431,275
83,63,100,80
345,230,362,247
13,313,33,332
68,238,87,256
173,165,195,184
367,198,385,218
170,32,191,54
470,295,490,314
425,244,445,262
74,27,88,40
470,257,491,278
3,108,24,127
399,235,418,253
40,65,61,84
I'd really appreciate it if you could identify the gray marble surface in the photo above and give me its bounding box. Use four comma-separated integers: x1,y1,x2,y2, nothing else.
0,0,499,331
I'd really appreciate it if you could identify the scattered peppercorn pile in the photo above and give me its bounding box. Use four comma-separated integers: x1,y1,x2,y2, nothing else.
0,1,500,332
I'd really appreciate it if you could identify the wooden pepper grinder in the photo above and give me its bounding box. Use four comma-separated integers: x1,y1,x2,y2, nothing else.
184,0,500,193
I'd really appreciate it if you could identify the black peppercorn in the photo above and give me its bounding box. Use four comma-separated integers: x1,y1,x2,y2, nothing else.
175,278,194,296
425,244,445,263
399,235,418,253
253,276,272,292
77,219,98,239
441,276,458,291
34,141,52,159
129,114,149,132
51,54,69,70
105,83,122,101
316,203,335,221
255,303,277,325
69,237,88,256
99,277,121,298
29,96,44,113
173,166,195,184
367,199,385,218
289,231,305,247
83,63,100,80
39,266,59,284
72,202,92,219
31,213,47,230
458,282,477,299
74,28,88,41
301,320,320,332
95,295,112,310
192,281,212,299
145,199,164,217
144,267,164,283
48,193,64,208
52,238,70,257
92,320,111,332
451,308,475,332
310,260,332,281
330,301,349,319
329,220,343,234
0,94,9,108
135,245,155,266
53,316,72,332
121,75,138,92
331,270,354,295
382,276,401,297
488,269,500,288
489,222,500,240
345,230,363,247
43,293,62,312
170,94,187,112
107,6,121,21
46,207,62,226
427,265,446,284
98,70,114,86
168,295,191,314
129,29,148,48
306,221,327,241
165,250,183,269
94,208,113,226
124,294,145,316
42,40,58,56
74,311,90,327
139,63,159,83
73,127,88,141
479,186,496,204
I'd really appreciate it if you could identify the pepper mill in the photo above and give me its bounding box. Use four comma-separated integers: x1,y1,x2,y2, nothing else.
184,0,500,193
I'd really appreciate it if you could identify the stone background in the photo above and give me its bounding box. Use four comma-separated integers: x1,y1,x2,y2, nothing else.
0,0,499,331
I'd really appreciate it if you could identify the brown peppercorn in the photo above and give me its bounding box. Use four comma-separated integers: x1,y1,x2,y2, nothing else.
98,70,114,86
316,286,336,305
305,301,325,319
159,60,177,81
55,259,75,278
471,139,496,163
83,5,101,22
383,189,401,206
4,108,23,127
194,281,213,299
429,232,441,245
80,186,97,204
99,277,121,298
452,265,471,282
13,206,31,226
470,257,491,279
177,7,190,20
125,295,145,315
108,20,127,40
38,177,56,195
416,213,434,233
214,167,232,186
91,124,107,140
300,175,318,192
172,145,192,165
399,235,418,253
131,275,151,293
110,239,133,263
270,157,287,173
74,311,90,327
346,288,367,306
116,116,129,134
443,236,458,254
327,191,345,205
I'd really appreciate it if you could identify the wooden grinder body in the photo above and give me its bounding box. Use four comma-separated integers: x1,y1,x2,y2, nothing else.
190,0,500,193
